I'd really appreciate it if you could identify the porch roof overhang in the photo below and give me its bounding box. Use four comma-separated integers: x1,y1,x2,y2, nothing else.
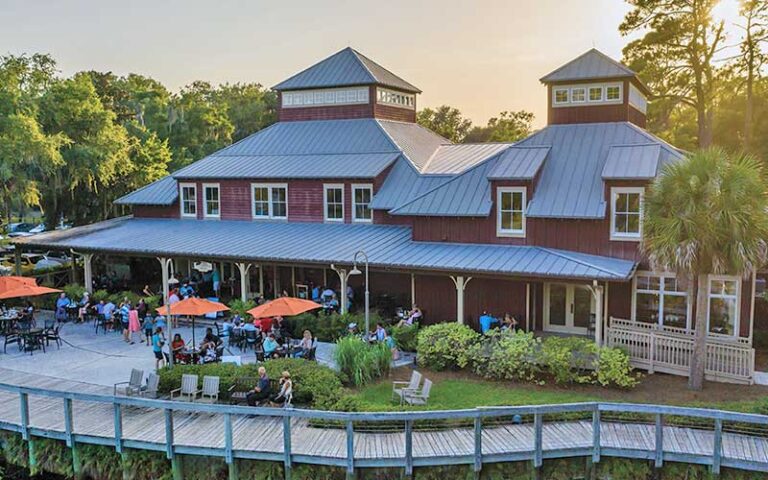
12,217,637,282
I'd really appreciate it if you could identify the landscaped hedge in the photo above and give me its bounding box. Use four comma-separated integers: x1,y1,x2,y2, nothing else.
157,359,343,408
285,312,382,342
416,324,639,388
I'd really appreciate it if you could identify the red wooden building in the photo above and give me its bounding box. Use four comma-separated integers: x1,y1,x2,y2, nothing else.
16,48,758,382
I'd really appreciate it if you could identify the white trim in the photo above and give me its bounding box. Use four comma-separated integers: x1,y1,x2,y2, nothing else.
496,187,526,238
323,183,345,223
543,283,592,335
631,271,692,330
351,183,373,223
179,182,197,218
707,274,741,337
202,183,220,219
251,183,288,220
610,186,644,241
552,82,623,108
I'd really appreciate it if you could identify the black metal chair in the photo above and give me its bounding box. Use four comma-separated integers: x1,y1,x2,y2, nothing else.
244,329,260,352
3,331,21,354
45,324,62,349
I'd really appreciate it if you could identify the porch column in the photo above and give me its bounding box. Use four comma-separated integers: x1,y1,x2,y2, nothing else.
450,275,473,324
157,257,174,368
525,283,531,332
410,273,416,307
331,264,349,315
72,251,94,293
591,281,604,347
259,265,265,298
14,247,22,276
234,262,252,302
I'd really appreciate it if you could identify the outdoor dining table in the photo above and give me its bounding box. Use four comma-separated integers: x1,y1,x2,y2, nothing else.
0,312,19,335
20,328,45,354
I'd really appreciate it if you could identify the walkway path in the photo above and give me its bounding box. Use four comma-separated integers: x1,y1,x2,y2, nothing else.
0,368,766,474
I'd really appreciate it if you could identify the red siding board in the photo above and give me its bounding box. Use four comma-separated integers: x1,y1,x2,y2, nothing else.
133,204,179,219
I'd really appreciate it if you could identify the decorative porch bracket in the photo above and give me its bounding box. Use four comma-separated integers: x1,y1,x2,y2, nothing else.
450,275,473,324
234,262,252,302
71,251,95,294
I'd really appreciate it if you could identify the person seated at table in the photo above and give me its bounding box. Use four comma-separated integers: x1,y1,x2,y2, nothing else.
246,367,271,406
272,316,290,343
198,327,221,354
151,327,166,369
372,323,386,342
292,330,314,358
323,294,339,315
311,284,321,303
199,344,217,364
77,292,91,323
321,287,335,303
257,316,273,334
102,300,116,327
501,312,518,331
397,304,422,327
242,320,258,334
347,323,359,336
270,371,293,407
384,329,399,360
170,333,187,363
55,293,69,323
263,333,281,359
479,311,498,334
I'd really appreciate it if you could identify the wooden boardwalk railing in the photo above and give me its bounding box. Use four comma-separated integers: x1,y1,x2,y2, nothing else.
0,382,767,479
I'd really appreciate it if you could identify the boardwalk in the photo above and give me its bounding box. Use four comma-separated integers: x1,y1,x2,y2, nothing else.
0,368,767,476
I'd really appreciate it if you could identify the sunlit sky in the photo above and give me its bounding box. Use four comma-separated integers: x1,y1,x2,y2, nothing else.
0,0,743,128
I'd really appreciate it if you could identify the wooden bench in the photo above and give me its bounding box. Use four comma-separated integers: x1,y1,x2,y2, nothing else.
228,377,281,405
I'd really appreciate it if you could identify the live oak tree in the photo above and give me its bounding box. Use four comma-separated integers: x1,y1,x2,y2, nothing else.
734,0,768,150
417,105,473,143
621,0,726,148
463,110,535,143
643,149,768,390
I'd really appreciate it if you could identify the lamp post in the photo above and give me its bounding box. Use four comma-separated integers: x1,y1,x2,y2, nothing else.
349,250,370,338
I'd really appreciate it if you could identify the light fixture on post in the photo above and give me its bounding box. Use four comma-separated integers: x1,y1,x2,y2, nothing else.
349,250,370,339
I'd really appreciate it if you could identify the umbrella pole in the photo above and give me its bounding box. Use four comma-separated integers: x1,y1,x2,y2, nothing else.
192,317,196,351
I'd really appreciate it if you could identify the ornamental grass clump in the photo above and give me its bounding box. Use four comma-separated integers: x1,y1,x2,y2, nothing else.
333,336,391,387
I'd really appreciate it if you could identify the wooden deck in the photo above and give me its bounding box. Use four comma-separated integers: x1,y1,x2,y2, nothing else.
0,368,767,476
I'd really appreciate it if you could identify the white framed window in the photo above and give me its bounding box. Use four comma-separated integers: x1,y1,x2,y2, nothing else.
707,275,741,336
180,183,197,218
588,86,604,102
496,187,526,237
251,183,288,220
610,187,643,241
203,183,220,218
281,87,368,108
554,88,569,104
352,184,373,223
571,87,586,103
606,85,622,101
376,88,416,110
324,184,344,222
632,272,690,330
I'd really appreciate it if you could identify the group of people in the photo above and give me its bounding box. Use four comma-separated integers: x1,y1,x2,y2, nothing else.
222,315,315,360
245,366,293,407
478,311,519,334
310,283,352,315
347,321,400,360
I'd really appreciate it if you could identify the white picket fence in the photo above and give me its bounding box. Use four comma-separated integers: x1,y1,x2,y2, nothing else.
606,317,755,384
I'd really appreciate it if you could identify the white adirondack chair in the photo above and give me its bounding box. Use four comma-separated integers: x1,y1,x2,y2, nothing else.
114,369,144,396
171,374,200,402
392,370,422,405
141,373,160,398
403,378,432,406
198,376,220,403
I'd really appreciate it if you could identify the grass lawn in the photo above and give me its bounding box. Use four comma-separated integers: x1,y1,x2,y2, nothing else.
348,367,768,413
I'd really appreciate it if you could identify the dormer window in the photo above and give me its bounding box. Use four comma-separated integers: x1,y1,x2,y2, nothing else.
554,89,569,104
497,187,526,237
571,87,586,103
610,187,643,241
589,86,603,102
606,85,621,101
552,83,623,107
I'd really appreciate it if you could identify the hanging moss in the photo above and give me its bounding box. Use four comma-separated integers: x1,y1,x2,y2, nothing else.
122,449,172,480
177,453,228,480
31,438,73,478
0,431,28,469
77,444,122,480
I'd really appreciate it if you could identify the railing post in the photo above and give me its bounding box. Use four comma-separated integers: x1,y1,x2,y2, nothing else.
654,413,663,468
224,413,234,464
19,392,29,440
113,403,123,453
283,416,292,480
592,407,600,464
474,415,482,472
533,412,543,468
712,417,722,475
649,333,655,373
404,420,413,477
346,420,354,477
164,408,174,460
63,398,74,447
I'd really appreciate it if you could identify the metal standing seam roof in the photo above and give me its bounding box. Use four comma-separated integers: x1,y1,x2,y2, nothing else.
488,146,550,180
518,122,683,219
273,47,421,93
421,143,513,175
114,176,178,206
601,144,662,180
369,158,452,210
540,48,637,83
376,120,451,171
13,217,636,281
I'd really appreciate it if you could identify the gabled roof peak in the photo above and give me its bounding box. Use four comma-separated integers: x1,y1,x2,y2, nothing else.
540,48,638,84
273,47,421,93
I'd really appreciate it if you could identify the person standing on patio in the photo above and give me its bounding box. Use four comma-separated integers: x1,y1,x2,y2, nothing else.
151,327,166,369
212,268,221,297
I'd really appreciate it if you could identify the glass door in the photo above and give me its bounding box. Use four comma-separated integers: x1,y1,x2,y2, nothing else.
544,283,593,334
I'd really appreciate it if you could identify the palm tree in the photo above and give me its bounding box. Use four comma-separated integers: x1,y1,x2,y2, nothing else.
643,148,768,390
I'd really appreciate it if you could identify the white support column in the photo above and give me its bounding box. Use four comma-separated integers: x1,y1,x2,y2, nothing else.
525,283,531,332
291,267,296,297
259,265,265,298
82,253,94,294
450,275,473,324
235,262,252,302
158,257,174,368
331,264,349,315
410,273,416,307
591,281,604,347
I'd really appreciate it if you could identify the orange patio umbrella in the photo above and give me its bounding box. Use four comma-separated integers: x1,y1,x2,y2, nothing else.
154,297,230,349
0,276,61,300
247,297,321,319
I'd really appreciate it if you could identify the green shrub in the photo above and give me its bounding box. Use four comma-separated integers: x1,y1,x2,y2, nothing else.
596,347,639,388
469,330,541,381
157,359,342,409
416,323,479,371
539,336,596,385
143,294,161,311
111,290,140,306
390,324,419,352
228,298,256,317
333,336,391,387
91,289,111,303
286,312,382,342
62,283,86,301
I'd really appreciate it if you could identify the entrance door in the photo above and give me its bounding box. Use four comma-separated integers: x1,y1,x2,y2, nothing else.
544,283,594,334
